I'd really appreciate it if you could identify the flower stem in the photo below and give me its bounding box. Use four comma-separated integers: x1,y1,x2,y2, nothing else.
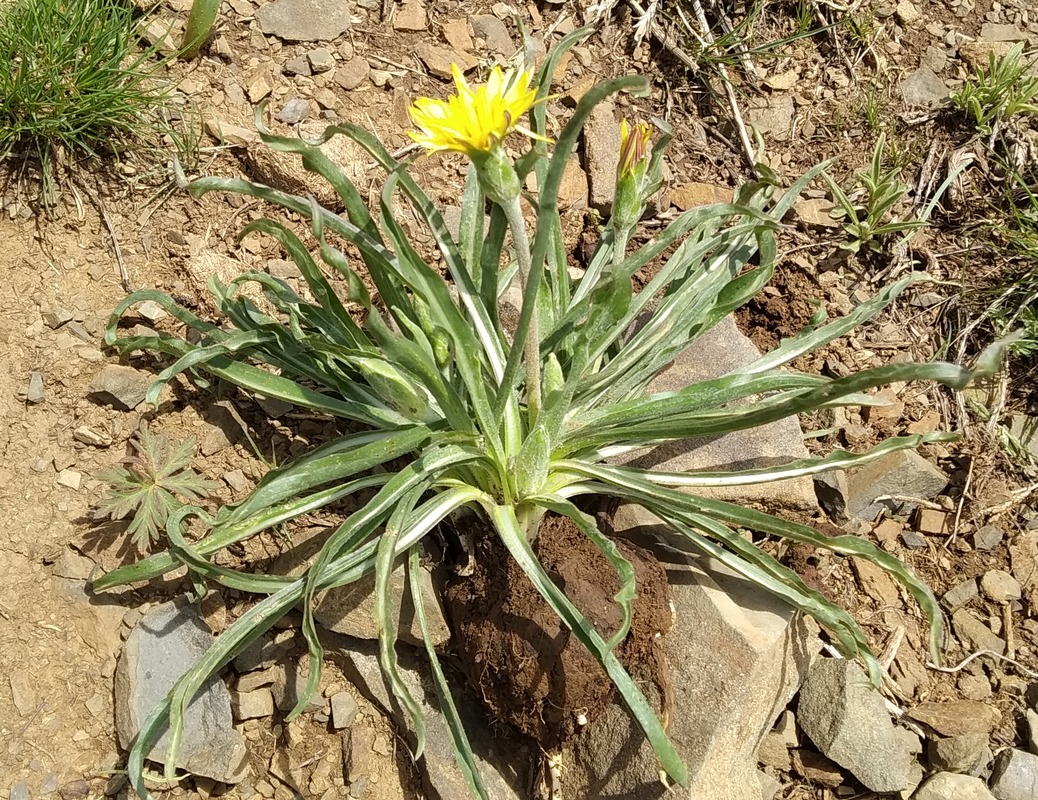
501,198,541,428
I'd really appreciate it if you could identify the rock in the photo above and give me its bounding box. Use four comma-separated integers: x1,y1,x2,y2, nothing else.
234,638,284,674
115,600,248,783
791,748,843,787
981,570,1022,603
338,637,530,800
42,307,73,329
306,47,335,73
9,672,35,716
9,784,29,800
914,772,996,800
89,365,151,410
853,557,901,607
668,182,734,211
26,371,45,404
928,733,990,773
917,508,951,534
330,691,359,729
792,197,839,227
563,508,816,800
974,525,1005,551
416,43,477,79
244,121,368,210
814,470,848,519
612,315,817,512
901,66,949,107
334,57,371,91
56,469,81,490
902,529,928,548
583,101,620,213
269,525,451,646
135,299,167,322
757,732,791,770
277,98,310,124
896,0,921,24
757,770,781,800
247,72,273,104
231,688,274,720
204,117,260,147
393,0,427,31
746,94,795,139
441,19,474,52
764,69,798,90
256,0,351,42
58,780,88,800
942,578,978,610
979,23,1030,42
952,609,1007,656
199,402,244,456
797,658,912,792
990,748,1038,800
270,661,328,713
908,700,1001,737
843,449,947,521
958,40,1017,70
470,14,513,56
283,55,312,77
557,156,588,209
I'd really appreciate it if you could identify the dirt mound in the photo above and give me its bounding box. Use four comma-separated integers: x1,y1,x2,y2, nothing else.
445,511,673,749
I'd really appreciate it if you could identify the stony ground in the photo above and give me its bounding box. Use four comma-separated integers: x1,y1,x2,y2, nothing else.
1,0,1037,799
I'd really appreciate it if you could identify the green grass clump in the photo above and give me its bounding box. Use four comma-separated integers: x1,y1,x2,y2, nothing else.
0,0,166,201
951,43,1038,137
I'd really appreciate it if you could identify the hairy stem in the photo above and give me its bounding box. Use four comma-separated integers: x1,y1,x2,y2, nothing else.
501,198,541,427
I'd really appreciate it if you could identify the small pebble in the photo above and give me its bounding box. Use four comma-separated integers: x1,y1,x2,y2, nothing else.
26,372,45,404
972,525,1004,551
277,98,310,124
56,469,82,490
9,783,29,800
330,691,359,730
42,308,73,329
901,530,928,548
306,47,335,73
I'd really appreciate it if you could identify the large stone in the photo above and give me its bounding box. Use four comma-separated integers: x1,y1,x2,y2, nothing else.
797,658,913,792
89,365,151,411
914,772,997,800
335,635,530,800
561,505,816,800
746,94,795,140
611,315,817,512
269,525,451,647
583,101,620,213
928,733,990,774
114,600,248,783
256,0,351,42
843,449,947,521
990,748,1038,800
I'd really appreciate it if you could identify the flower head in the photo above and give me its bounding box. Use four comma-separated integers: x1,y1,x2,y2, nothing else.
408,65,544,157
618,118,653,180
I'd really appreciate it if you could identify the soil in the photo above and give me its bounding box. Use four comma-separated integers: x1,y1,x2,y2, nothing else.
444,510,672,749
0,0,1035,799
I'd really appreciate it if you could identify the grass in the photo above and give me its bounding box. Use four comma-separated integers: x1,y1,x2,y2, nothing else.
950,43,1038,138
0,0,169,204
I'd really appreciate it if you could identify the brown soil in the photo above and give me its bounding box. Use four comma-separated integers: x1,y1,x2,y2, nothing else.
444,511,672,749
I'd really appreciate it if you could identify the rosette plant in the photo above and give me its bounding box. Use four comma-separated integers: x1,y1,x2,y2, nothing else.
96,29,1001,798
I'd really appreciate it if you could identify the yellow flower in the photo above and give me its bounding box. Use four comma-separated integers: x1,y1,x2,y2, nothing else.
408,64,544,156
618,119,653,179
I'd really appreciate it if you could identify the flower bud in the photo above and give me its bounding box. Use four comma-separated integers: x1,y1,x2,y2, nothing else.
612,119,653,235
471,146,522,206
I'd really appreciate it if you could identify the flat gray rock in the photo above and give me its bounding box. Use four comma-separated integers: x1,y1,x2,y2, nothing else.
798,658,913,792
612,315,817,513
334,635,530,800
991,748,1038,800
901,66,949,107
561,505,817,800
89,364,151,411
114,600,247,783
843,449,947,521
256,0,351,42
583,101,620,213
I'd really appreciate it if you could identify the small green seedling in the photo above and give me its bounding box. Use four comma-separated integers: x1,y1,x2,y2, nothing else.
823,133,927,254
951,43,1038,137
96,424,218,550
